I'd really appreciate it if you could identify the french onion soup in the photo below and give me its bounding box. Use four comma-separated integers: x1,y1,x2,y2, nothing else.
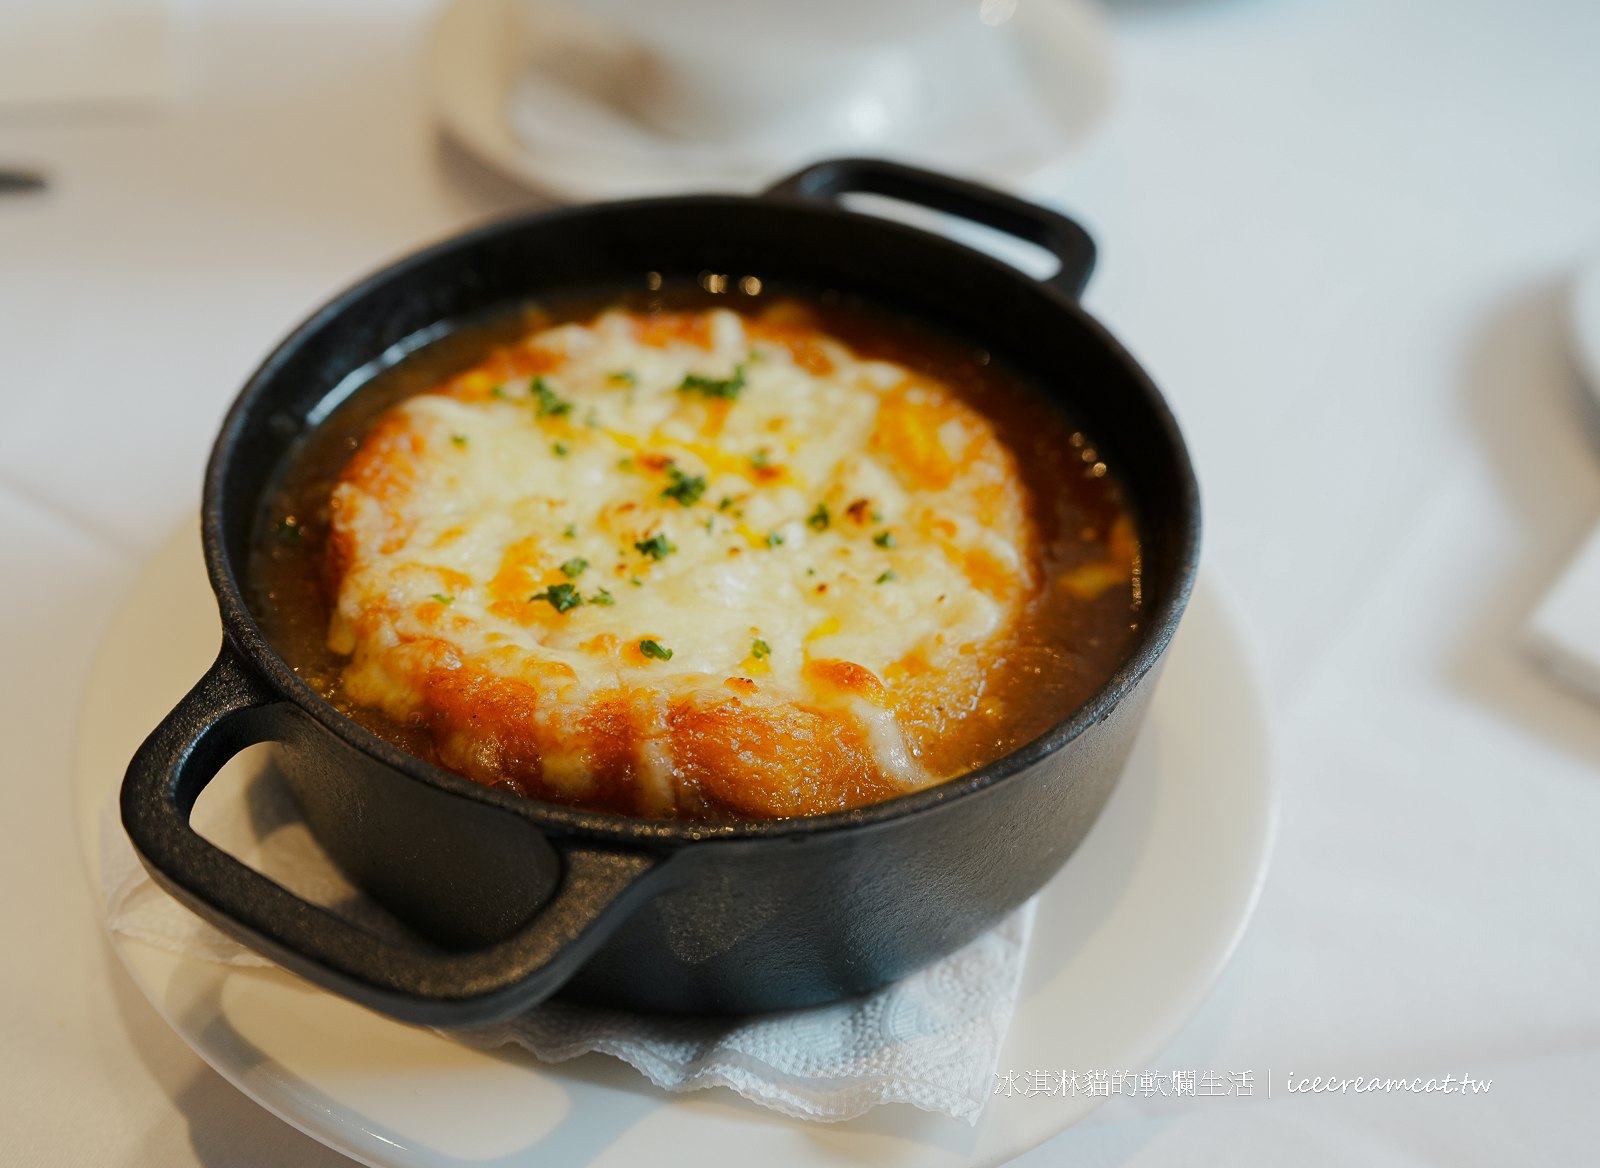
252,294,1141,821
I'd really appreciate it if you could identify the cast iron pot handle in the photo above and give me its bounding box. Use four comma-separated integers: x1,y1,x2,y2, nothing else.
120,642,661,1027
763,157,1096,300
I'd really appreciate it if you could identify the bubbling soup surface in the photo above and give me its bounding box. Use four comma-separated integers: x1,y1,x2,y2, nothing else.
251,293,1142,821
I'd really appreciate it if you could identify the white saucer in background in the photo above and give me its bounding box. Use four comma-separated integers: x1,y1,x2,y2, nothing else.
74,523,1273,1168
427,0,1113,202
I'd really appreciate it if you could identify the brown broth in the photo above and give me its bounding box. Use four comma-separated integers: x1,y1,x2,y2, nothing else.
249,289,1143,814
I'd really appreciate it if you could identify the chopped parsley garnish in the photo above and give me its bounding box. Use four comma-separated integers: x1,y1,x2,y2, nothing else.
678,364,746,400
588,589,614,606
751,638,770,660
631,576,643,586
490,384,508,399
552,441,569,456
639,638,674,661
430,593,453,604
531,376,572,418
718,497,734,511
766,530,785,548
559,558,589,579
807,502,830,531
873,531,896,549
876,570,897,584
660,465,708,507
563,524,577,538
530,582,583,613
450,433,467,447
749,448,770,469
618,457,635,471
634,534,675,560
607,370,636,386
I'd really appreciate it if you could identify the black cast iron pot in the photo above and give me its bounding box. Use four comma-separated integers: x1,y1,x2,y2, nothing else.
122,159,1199,1027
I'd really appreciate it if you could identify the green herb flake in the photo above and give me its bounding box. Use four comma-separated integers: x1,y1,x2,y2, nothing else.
639,638,674,661
531,376,573,418
563,524,577,539
678,364,746,400
530,582,583,613
876,570,897,584
873,530,896,549
430,594,454,604
588,589,615,606
631,576,643,587
749,448,770,469
490,384,508,399
766,530,785,548
274,518,302,542
552,441,569,457
871,510,884,523
660,465,708,507
751,638,770,660
703,516,715,533
560,558,589,579
718,497,734,512
607,370,636,386
618,457,636,471
807,502,830,532
634,534,675,561
450,433,467,447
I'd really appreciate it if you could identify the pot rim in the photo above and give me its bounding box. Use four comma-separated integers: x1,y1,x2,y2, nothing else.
201,191,1199,847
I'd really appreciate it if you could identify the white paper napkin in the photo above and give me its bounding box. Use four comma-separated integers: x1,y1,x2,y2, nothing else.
1528,529,1600,705
1526,259,1600,702
100,757,1031,1124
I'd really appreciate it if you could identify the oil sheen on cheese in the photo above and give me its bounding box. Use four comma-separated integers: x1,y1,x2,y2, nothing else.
325,307,1042,819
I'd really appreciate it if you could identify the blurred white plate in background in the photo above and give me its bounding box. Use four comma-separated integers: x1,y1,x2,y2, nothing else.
427,0,1113,201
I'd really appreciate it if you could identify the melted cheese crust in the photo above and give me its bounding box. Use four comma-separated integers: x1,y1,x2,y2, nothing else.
327,307,1038,818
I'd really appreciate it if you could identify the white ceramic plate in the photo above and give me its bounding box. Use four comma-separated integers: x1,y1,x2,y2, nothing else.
427,0,1113,202
74,524,1274,1168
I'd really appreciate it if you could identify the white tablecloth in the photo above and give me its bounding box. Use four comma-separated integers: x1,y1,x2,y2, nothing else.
3,0,1597,1162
